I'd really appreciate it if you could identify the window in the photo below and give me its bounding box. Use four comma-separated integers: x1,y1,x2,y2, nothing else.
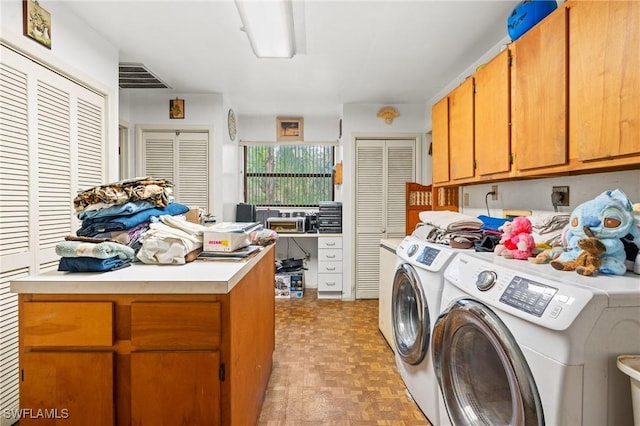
244,144,335,207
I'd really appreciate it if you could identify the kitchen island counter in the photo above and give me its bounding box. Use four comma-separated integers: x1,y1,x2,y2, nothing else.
11,245,275,426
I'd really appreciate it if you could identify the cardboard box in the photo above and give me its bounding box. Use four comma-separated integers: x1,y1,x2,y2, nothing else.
185,208,203,224
203,222,259,252
275,271,304,299
275,274,291,298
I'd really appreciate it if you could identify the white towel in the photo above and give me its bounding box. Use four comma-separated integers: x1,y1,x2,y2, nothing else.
418,210,483,231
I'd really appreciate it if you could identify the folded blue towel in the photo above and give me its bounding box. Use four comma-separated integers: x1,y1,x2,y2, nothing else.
477,215,513,232
77,202,190,237
58,256,130,272
77,200,155,221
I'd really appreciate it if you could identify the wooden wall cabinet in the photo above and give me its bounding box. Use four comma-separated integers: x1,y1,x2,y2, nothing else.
475,48,512,177
569,0,640,168
448,77,475,182
18,248,275,425
431,96,450,185
512,5,568,173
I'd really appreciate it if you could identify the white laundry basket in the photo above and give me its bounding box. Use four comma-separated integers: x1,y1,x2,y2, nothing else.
618,355,640,426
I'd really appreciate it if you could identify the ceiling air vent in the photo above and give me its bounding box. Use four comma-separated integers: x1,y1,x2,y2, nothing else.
119,63,170,89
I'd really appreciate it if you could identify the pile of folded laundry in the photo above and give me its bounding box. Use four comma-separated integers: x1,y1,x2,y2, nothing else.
55,177,194,271
413,210,484,248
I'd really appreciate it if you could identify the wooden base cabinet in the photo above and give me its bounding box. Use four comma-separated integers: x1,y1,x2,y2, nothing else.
17,247,275,425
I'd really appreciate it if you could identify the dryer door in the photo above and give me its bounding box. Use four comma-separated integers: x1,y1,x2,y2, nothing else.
432,299,544,426
391,263,430,365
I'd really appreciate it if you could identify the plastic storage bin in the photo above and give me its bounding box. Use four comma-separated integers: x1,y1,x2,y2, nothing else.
617,355,640,426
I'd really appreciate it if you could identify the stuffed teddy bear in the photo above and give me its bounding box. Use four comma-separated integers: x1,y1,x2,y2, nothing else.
550,237,606,276
554,189,640,275
494,220,514,257
496,216,536,260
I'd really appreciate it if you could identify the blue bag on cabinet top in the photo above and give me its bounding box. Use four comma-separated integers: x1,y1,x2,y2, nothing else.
507,0,558,41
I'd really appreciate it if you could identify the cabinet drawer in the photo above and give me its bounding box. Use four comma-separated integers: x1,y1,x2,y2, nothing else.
318,248,342,262
318,274,343,292
22,302,113,347
131,302,221,350
318,261,343,274
318,237,342,249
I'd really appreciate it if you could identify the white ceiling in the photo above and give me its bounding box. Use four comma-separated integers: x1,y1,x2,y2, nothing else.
62,0,520,116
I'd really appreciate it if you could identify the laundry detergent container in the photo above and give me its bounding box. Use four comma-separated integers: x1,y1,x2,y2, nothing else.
507,0,557,41
617,355,640,425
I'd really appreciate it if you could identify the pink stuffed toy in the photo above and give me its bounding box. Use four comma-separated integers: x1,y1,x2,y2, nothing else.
497,217,535,260
494,221,514,256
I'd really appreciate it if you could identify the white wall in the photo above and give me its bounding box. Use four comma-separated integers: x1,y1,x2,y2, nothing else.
0,0,120,180
461,169,640,218
341,102,429,300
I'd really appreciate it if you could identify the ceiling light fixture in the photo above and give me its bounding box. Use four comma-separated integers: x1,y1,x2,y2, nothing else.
235,0,296,59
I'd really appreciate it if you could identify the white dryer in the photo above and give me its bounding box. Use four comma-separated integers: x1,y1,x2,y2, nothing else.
391,235,460,424
379,238,403,353
433,252,640,426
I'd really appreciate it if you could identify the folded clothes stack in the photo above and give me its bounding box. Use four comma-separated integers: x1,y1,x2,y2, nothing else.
72,177,189,254
55,240,135,272
415,210,484,248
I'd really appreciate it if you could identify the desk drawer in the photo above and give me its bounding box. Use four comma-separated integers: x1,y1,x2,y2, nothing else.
318,237,342,249
318,274,343,292
131,302,221,350
22,302,114,347
318,249,342,262
318,261,343,274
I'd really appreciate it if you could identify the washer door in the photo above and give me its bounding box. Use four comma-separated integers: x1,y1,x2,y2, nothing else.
391,263,430,365
432,299,544,426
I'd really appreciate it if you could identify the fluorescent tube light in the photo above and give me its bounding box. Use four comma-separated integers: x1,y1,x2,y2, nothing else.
235,0,295,58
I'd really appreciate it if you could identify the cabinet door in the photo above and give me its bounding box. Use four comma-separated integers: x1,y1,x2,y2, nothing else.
512,7,567,171
475,48,511,176
449,78,475,181
21,352,114,426
431,96,450,184
569,0,640,161
131,351,221,425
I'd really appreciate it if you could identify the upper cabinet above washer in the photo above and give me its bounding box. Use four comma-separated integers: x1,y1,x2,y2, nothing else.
569,0,640,164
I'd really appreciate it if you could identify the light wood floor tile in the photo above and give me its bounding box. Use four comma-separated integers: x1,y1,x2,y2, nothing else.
258,289,430,425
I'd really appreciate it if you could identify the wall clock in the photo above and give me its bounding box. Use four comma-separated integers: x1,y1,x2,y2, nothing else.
228,109,237,141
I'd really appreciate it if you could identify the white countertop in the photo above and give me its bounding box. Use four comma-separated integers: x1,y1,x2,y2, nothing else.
380,238,404,252
10,245,273,295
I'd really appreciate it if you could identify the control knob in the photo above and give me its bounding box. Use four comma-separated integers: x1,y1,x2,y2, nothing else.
476,270,497,291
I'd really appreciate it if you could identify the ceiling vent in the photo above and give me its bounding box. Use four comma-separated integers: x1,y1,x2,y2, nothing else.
119,63,170,89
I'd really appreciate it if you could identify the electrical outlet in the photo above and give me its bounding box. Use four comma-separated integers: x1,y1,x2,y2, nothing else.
491,185,498,200
463,193,470,207
552,186,570,206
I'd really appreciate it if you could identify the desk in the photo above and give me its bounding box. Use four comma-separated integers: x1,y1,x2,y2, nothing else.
276,233,343,299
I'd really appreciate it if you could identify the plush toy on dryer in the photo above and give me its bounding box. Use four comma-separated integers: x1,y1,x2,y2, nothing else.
494,216,536,260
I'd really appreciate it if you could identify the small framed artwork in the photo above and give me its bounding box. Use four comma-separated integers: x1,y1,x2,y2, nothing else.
23,0,52,49
276,117,304,141
170,99,185,119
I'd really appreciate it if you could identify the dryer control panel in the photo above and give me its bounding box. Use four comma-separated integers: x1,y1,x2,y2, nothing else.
499,276,558,317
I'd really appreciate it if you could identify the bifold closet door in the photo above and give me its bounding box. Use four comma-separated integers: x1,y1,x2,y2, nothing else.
0,43,106,421
355,138,415,299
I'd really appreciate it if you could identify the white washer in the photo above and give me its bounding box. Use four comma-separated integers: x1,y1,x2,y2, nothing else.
378,238,403,353
391,235,460,424
433,252,640,426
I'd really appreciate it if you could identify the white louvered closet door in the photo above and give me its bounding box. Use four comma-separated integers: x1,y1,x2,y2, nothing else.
0,44,106,425
355,138,415,299
141,131,209,210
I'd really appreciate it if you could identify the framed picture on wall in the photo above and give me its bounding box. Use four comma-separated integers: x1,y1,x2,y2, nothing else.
276,117,304,141
23,0,52,49
170,99,185,119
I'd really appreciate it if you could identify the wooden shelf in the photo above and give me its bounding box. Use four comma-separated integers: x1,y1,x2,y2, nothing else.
405,182,459,235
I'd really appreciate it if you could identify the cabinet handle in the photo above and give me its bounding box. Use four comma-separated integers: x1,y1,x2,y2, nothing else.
326,282,336,286
326,254,336,259
325,267,336,271
325,242,336,246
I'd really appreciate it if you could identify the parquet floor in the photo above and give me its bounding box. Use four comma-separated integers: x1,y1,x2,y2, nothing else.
258,289,430,426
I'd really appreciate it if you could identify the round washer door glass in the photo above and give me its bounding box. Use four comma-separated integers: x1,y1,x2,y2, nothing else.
432,299,544,426
391,263,430,365
228,109,237,141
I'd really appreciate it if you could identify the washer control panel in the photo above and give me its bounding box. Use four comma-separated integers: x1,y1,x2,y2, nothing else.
499,276,558,317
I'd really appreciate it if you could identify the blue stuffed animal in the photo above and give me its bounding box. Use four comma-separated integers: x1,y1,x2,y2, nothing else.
552,189,640,276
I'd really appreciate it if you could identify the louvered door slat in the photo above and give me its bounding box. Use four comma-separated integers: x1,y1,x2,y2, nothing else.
386,142,415,235
177,135,208,208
